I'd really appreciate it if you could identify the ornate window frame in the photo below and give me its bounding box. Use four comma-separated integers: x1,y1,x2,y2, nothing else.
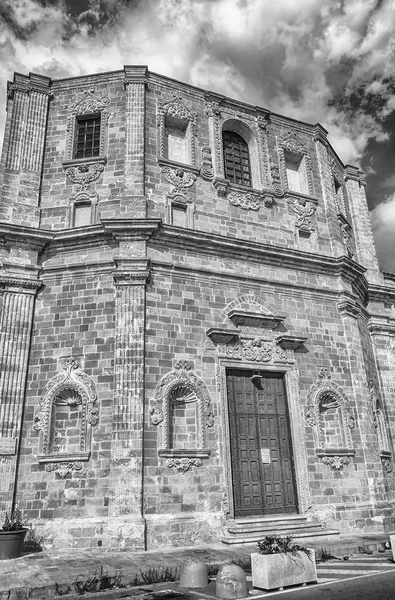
34,358,98,477
150,360,213,472
306,368,355,470
62,88,110,168
157,94,198,169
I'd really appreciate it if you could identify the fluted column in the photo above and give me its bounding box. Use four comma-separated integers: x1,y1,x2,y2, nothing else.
109,259,149,544
1,73,51,227
123,65,148,217
0,277,41,512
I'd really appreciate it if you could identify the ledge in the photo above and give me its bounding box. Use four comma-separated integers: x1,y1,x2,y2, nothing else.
228,310,286,329
61,156,107,169
315,448,355,457
158,449,211,459
38,452,90,463
158,157,199,175
276,335,308,351
206,327,240,345
284,190,319,205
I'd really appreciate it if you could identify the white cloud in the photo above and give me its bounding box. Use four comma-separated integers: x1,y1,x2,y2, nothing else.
370,195,395,273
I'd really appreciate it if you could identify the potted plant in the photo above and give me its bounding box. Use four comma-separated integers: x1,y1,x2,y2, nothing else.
0,508,28,560
251,535,317,591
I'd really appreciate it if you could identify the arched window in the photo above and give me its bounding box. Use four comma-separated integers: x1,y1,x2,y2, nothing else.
223,131,251,187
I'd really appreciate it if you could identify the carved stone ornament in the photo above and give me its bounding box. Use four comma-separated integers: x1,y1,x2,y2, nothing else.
166,457,203,472
45,461,82,478
382,457,392,473
369,380,391,454
214,336,295,365
306,369,355,460
162,165,197,193
228,191,261,211
270,163,284,197
34,358,98,468
322,455,350,470
65,89,110,161
288,197,317,231
338,215,354,258
65,163,104,191
200,146,214,181
158,93,198,166
151,360,213,467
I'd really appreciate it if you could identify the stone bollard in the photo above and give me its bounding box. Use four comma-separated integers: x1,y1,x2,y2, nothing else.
179,556,209,588
216,563,248,599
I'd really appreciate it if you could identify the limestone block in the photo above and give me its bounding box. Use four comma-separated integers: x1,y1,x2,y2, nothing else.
251,550,317,591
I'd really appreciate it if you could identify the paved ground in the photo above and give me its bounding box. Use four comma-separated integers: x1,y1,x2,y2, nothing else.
0,532,393,599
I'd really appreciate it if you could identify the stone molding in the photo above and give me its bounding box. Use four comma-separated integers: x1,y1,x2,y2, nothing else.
150,360,213,468
34,358,98,468
344,165,366,186
338,213,354,258
306,368,355,468
337,299,361,319
312,123,329,146
112,257,151,286
368,318,395,336
123,65,148,87
0,276,42,295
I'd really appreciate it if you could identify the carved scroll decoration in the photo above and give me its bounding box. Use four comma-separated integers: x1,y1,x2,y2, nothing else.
288,197,317,231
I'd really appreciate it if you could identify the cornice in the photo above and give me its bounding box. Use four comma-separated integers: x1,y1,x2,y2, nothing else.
0,274,42,294
101,219,161,241
367,283,395,306
0,223,54,250
112,257,151,286
368,318,395,336
155,225,367,285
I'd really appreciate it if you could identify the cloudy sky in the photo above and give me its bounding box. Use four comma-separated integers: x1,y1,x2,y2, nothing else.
1,0,395,272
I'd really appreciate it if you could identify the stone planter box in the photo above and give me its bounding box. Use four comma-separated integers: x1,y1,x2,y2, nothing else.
251,550,317,591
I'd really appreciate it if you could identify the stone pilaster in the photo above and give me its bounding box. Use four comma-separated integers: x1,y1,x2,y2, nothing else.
123,66,148,217
337,299,388,516
109,258,150,548
313,125,344,257
0,276,41,511
344,165,382,284
1,73,51,227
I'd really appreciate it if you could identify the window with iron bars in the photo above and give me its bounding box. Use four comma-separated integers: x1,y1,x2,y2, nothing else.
74,115,101,159
223,131,251,187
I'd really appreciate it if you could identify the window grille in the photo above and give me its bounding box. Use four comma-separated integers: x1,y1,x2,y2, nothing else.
74,115,101,159
223,131,251,187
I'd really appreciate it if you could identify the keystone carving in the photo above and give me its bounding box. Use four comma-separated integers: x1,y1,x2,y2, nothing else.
321,455,350,470
166,457,203,472
45,461,83,478
65,163,104,191
288,197,316,231
162,166,197,193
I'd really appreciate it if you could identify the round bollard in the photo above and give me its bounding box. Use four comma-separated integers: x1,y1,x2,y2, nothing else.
216,563,248,599
179,556,208,588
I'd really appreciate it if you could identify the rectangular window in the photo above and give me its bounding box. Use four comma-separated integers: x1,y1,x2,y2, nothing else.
74,115,101,159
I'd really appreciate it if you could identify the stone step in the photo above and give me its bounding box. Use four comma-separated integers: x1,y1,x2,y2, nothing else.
234,515,308,525
220,528,340,545
227,521,324,535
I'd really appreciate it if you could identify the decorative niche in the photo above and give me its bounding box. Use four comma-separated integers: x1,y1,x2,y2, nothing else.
34,358,98,478
306,368,355,470
165,191,195,229
157,94,198,169
150,360,213,472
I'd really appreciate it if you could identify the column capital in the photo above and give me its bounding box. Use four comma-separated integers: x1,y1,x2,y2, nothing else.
312,123,329,145
113,257,151,286
123,65,148,88
0,275,42,295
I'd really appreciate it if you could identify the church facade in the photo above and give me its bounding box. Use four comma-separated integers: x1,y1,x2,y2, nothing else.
0,65,395,550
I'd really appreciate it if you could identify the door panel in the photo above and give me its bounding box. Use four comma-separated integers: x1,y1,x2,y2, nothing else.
227,369,298,517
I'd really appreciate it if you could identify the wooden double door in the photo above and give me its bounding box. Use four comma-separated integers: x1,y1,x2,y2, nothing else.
227,369,298,517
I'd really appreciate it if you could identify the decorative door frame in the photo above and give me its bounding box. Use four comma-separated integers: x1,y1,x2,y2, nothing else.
218,359,311,519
